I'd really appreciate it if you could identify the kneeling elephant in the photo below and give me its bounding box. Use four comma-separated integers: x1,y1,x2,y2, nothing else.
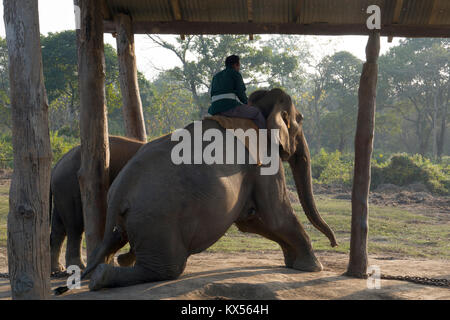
82,88,338,291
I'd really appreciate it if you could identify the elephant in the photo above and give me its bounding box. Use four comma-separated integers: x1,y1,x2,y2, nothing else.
50,135,144,273
80,88,338,291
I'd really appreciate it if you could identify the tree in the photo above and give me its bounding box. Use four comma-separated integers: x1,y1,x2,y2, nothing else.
5,0,52,299
144,71,197,138
76,0,110,263
378,38,450,159
347,33,380,278
318,51,362,152
147,35,305,117
41,30,126,136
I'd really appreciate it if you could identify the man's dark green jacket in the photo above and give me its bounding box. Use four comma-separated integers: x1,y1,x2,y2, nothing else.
208,66,248,115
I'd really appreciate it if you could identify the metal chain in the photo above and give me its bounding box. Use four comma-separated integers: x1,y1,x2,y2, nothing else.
1,271,449,288
51,271,69,279
381,274,450,288
0,272,69,279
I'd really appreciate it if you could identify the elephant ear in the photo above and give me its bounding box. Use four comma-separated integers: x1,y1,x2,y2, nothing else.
267,103,290,154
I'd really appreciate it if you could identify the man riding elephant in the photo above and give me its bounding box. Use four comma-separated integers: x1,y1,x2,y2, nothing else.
208,55,266,129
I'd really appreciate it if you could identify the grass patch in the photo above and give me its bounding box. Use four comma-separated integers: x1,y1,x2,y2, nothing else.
208,198,450,260
0,181,448,260
0,182,9,248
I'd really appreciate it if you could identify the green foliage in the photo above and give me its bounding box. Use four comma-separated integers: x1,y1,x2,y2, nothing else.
311,149,353,186
209,197,450,259
0,37,10,133
49,131,79,166
0,132,79,168
371,153,450,195
0,134,12,169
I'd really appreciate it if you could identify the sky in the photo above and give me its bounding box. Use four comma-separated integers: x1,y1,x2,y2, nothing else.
0,0,402,80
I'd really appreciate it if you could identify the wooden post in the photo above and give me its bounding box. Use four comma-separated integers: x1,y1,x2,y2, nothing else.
4,0,52,299
115,13,147,142
347,32,380,278
77,0,110,262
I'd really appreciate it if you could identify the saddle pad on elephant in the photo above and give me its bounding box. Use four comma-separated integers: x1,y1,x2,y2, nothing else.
204,115,264,165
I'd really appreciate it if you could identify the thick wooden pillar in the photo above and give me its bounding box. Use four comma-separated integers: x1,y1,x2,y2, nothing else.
77,0,110,262
4,0,52,299
115,13,147,142
347,32,380,278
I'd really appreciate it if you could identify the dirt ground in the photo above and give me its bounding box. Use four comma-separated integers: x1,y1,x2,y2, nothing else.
1,172,448,300
0,250,449,300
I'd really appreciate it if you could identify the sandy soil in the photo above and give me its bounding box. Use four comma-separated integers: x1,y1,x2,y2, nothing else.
0,251,449,300
1,175,448,299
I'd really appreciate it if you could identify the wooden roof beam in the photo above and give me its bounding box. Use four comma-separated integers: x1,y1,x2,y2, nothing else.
247,0,253,41
294,0,302,23
388,0,403,42
101,0,112,20
169,0,185,40
428,0,438,25
103,21,450,38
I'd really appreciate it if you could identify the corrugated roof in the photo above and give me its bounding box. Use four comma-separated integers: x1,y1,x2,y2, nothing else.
103,0,450,37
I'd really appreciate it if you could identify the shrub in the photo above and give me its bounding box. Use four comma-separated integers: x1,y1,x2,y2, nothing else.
50,131,79,165
371,153,449,195
0,132,79,169
0,134,13,169
311,149,353,186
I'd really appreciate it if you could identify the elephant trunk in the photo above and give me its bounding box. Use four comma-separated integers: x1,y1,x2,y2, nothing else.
288,132,338,247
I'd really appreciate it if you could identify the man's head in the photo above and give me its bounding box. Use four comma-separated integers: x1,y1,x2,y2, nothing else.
225,55,240,72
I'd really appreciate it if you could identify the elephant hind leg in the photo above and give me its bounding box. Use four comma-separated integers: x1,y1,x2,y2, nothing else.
65,198,85,269
89,263,179,291
50,208,66,273
90,235,186,290
65,233,85,270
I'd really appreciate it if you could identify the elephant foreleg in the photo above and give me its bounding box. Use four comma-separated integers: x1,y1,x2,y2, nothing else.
237,206,322,271
235,218,296,267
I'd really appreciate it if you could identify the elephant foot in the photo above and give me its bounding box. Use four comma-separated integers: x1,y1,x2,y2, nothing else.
51,262,65,274
89,263,111,291
66,259,86,271
117,251,136,267
291,254,323,272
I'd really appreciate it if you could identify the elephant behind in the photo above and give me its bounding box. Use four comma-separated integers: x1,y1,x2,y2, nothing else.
50,135,144,273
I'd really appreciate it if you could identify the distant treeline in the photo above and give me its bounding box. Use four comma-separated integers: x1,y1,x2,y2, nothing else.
0,32,448,187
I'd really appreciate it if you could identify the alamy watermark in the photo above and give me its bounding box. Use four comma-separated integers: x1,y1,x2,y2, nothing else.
66,265,81,290
367,265,381,289
367,5,381,30
170,121,280,175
